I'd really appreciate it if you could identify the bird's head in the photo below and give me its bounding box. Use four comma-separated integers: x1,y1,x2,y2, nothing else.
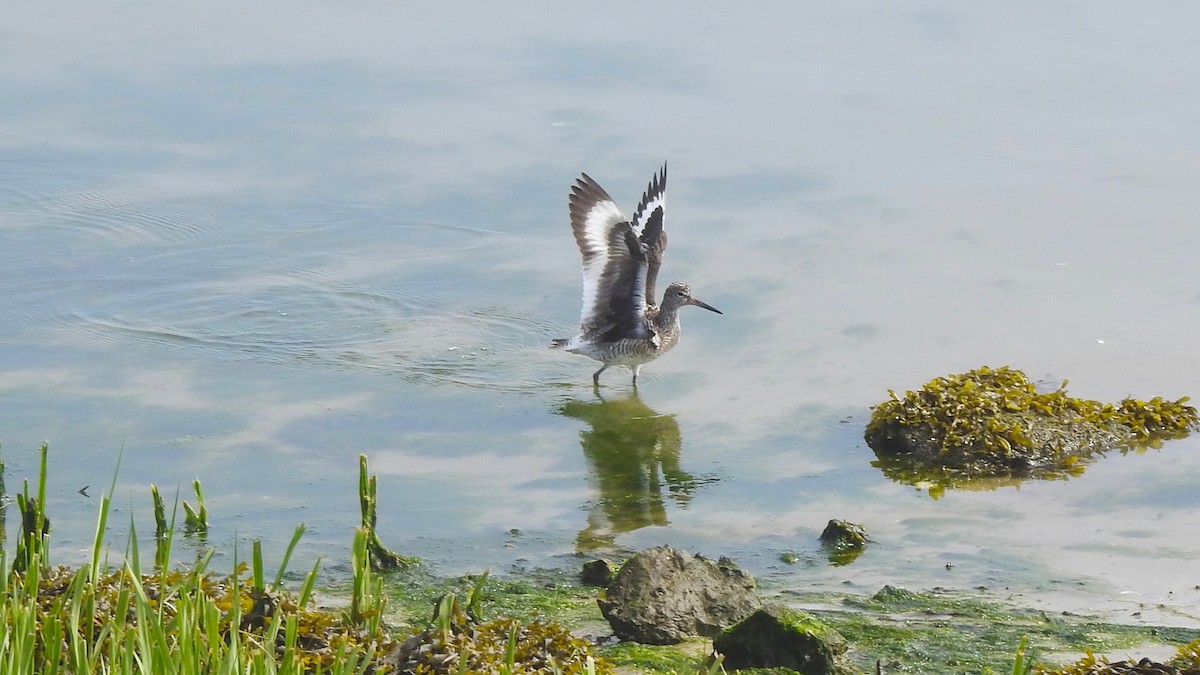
663,282,722,314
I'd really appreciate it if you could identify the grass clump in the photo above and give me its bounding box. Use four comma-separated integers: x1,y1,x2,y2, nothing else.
0,447,611,674
0,445,392,674
2,558,387,674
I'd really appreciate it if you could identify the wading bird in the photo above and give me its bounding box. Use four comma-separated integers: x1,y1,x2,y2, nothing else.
552,164,721,386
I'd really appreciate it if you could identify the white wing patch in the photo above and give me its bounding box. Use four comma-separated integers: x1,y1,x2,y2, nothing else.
568,173,651,343
577,197,627,328
631,163,667,239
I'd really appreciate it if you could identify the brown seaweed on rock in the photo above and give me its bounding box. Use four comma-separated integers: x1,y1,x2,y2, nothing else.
865,366,1197,494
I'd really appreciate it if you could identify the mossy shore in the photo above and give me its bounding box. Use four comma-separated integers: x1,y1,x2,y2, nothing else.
380,564,1200,674
3,446,1197,674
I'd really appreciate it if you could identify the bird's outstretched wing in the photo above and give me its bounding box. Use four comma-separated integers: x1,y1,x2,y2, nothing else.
569,173,651,342
630,163,668,306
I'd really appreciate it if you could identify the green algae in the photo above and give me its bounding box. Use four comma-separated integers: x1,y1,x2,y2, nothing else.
380,572,1200,675
383,568,606,632
865,366,1198,491
815,586,1200,674
602,639,711,673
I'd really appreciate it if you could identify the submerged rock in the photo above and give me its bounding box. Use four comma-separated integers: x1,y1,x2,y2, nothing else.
597,546,760,644
819,520,869,566
865,366,1197,485
713,603,851,675
580,559,616,587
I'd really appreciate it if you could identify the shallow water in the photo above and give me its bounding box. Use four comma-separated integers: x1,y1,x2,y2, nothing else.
2,2,1199,627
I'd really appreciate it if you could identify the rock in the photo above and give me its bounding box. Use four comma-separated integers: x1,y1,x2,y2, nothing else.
713,603,851,675
819,520,868,566
865,366,1198,485
872,585,919,604
580,559,616,587
597,546,760,644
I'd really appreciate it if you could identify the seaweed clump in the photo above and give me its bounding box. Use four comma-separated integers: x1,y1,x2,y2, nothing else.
865,366,1197,485
1035,642,1200,674
385,591,612,675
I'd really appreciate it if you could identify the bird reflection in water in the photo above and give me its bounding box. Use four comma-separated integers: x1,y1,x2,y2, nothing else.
559,392,715,551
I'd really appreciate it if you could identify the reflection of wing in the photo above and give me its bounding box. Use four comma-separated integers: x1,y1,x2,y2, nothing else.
568,173,651,342
630,163,668,307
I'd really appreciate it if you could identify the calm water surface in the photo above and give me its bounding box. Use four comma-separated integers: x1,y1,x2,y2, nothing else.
3,2,1199,627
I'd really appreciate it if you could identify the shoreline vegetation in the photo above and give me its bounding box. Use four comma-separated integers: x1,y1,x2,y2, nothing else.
1,445,1197,674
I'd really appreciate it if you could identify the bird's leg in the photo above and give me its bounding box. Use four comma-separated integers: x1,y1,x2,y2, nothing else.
631,364,641,386
592,365,608,387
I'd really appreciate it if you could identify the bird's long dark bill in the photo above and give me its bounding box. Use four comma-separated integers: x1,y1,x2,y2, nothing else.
688,297,723,314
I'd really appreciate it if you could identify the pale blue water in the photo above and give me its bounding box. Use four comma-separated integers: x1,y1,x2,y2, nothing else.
3,2,1200,627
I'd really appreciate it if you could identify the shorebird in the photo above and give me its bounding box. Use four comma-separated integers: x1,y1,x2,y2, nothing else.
551,163,722,386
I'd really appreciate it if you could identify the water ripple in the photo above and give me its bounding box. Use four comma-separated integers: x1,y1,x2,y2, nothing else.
10,188,221,243
42,275,561,395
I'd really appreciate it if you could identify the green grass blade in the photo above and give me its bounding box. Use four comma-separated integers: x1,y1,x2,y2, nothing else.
297,556,321,610
271,523,307,592
252,539,265,593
